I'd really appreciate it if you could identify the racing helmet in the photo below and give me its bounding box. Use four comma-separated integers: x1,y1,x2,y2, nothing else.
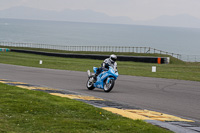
110,54,117,62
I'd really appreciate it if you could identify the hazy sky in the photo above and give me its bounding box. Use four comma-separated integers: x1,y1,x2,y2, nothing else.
1,0,200,21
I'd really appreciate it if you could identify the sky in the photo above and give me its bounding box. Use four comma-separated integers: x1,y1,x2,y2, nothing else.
1,0,200,21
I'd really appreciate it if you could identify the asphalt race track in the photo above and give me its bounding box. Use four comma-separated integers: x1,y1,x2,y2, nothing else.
0,63,200,122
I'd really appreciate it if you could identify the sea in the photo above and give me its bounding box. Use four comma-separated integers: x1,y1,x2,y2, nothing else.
0,18,200,56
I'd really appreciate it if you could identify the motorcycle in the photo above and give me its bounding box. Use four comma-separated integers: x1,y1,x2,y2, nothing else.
86,66,118,92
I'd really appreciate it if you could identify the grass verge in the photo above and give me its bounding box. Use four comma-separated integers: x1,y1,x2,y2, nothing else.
0,51,200,81
0,83,171,132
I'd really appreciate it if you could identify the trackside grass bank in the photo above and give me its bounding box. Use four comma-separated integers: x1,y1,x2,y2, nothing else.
0,83,171,133
0,51,200,81
1,46,184,64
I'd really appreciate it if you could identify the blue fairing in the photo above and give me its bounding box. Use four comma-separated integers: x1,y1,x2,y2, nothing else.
93,66,118,89
93,67,98,73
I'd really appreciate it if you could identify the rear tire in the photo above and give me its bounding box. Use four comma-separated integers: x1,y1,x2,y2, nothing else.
86,76,95,90
104,79,115,92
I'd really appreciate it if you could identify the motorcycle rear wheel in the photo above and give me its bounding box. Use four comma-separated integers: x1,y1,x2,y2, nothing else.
104,79,115,92
86,77,95,90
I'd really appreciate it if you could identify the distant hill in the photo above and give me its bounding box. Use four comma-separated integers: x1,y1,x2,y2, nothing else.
135,14,200,28
1,6,200,28
0,6,133,24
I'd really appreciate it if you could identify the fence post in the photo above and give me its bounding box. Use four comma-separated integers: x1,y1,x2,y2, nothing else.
195,55,197,62
149,47,151,53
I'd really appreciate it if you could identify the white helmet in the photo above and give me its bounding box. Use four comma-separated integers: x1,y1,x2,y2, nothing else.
110,54,117,62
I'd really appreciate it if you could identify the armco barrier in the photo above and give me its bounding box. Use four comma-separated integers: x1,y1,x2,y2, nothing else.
0,48,10,52
11,49,170,64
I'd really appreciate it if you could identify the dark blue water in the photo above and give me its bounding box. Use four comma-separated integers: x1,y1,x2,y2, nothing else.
0,18,200,55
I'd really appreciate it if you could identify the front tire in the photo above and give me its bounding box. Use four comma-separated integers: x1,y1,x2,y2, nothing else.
104,79,115,92
86,76,95,90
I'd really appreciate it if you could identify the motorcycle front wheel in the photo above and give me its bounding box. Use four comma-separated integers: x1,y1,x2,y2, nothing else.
104,79,115,92
86,76,95,90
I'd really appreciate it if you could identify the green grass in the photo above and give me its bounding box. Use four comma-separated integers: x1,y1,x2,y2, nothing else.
0,83,171,132
0,51,200,81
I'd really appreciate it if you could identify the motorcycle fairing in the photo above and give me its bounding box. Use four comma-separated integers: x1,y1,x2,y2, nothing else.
93,67,118,89
93,67,98,73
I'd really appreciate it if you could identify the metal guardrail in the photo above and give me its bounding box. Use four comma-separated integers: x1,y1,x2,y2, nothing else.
0,41,199,62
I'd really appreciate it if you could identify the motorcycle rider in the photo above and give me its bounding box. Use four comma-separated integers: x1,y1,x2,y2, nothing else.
94,54,117,81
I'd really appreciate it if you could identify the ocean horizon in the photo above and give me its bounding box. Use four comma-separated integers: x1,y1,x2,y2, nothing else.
0,18,200,56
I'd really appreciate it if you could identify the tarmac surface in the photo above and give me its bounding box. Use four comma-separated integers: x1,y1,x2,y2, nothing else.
0,63,200,123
